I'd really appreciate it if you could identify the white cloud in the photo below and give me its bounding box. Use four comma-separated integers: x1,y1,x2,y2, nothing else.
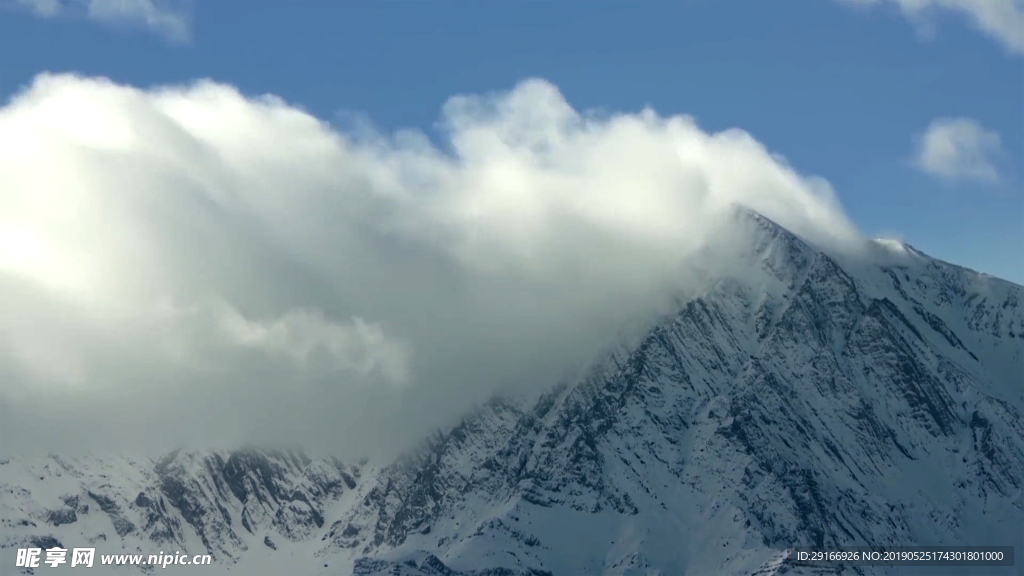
219,309,412,384
913,117,1004,183
0,73,861,458
14,0,190,43
843,0,1024,56
17,0,60,16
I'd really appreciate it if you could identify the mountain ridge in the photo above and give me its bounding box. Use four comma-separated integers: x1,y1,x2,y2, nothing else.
3,212,1022,575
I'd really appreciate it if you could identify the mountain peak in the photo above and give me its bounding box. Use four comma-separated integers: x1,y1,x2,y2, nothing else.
871,236,924,258
3,211,1022,575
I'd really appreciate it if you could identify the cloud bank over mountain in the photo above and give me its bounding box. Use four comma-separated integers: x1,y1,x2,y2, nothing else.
0,73,862,458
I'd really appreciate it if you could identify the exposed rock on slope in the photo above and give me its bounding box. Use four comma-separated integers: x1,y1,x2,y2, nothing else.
3,213,1021,575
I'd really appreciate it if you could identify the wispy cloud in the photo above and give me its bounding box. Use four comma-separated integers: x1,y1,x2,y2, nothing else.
913,117,1004,183
14,0,191,43
842,0,1024,56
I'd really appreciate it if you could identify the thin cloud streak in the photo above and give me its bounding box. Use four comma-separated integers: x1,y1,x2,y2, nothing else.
14,0,190,43
842,0,1024,56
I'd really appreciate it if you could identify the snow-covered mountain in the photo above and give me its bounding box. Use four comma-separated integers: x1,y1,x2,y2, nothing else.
3,213,1022,575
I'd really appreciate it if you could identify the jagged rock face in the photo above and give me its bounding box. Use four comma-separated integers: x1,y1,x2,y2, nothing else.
3,214,1022,575
324,216,1023,575
1,450,363,572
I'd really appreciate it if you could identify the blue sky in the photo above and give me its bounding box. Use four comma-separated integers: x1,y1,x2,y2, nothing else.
2,0,1022,282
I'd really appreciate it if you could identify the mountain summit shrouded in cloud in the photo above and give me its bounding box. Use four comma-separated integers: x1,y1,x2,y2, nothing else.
2,2,1022,573
5,72,860,459
3,209,1020,575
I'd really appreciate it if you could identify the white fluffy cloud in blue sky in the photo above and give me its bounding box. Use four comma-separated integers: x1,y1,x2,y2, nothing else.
0,73,862,457
913,117,1005,183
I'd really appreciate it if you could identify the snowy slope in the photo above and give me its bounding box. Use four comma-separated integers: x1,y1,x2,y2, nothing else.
3,212,1022,575
1,451,366,575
